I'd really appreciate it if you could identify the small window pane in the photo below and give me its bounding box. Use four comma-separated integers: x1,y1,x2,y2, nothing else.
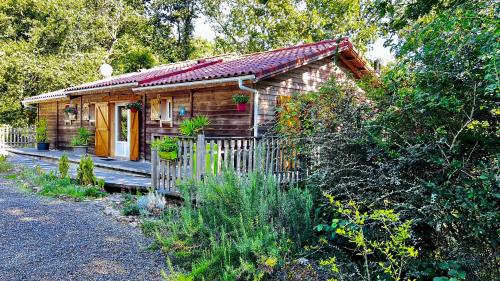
118,106,128,141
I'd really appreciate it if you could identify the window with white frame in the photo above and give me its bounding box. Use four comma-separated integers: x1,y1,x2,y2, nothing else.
151,97,173,127
160,97,173,122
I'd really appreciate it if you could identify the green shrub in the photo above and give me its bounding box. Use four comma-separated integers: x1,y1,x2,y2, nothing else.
76,154,95,186
71,127,91,146
36,119,48,143
179,116,209,137
149,169,313,280
316,195,418,281
59,153,70,178
0,155,12,173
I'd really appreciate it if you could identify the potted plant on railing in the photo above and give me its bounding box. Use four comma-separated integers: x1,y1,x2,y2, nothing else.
71,127,91,155
125,101,142,113
64,106,78,120
36,118,49,150
232,94,250,112
152,136,179,160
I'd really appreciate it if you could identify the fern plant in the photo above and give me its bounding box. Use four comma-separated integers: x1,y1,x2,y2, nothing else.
179,116,210,137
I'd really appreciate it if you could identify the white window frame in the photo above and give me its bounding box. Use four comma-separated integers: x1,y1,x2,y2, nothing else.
160,97,173,127
88,103,96,125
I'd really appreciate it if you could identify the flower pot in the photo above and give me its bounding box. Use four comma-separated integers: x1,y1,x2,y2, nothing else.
37,142,49,150
130,108,138,113
73,146,88,155
159,151,178,160
236,103,247,112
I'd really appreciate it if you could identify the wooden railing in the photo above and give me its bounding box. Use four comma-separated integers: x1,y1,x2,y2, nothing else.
151,135,303,192
0,125,36,148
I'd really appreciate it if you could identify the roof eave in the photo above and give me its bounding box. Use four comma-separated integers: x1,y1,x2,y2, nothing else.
65,82,138,95
133,75,256,93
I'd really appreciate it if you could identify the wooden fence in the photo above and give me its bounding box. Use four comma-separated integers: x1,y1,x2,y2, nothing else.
151,135,303,191
0,125,36,148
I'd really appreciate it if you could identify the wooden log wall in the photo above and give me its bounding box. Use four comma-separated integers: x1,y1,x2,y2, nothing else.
144,85,254,160
255,57,348,135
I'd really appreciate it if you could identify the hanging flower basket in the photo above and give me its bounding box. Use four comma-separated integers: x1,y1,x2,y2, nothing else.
125,101,142,113
64,106,77,120
232,94,250,112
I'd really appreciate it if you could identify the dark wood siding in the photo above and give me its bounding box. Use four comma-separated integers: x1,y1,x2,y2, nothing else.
255,57,349,135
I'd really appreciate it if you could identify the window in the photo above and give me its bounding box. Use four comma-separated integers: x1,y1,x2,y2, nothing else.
89,104,96,123
117,105,128,142
151,97,173,127
160,97,173,122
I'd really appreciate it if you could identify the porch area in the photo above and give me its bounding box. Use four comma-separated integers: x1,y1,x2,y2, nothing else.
6,147,153,191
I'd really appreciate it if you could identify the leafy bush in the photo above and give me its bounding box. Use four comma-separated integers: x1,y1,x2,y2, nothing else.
179,116,209,137
232,94,250,104
275,3,500,277
0,155,12,173
76,154,95,186
59,153,70,178
148,169,313,280
70,127,91,146
36,119,48,143
316,195,418,281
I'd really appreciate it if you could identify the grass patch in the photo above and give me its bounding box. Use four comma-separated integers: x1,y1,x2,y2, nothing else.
0,155,13,173
4,174,17,180
19,167,107,200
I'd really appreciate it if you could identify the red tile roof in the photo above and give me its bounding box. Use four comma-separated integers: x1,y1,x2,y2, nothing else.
138,37,354,87
66,37,366,92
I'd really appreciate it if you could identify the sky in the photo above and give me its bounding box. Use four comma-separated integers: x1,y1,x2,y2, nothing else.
194,17,395,65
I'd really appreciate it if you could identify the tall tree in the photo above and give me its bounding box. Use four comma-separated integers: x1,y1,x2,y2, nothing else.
145,0,199,61
202,0,379,53
0,0,168,125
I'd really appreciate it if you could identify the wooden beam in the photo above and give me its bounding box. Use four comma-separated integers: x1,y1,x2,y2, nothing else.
338,54,362,79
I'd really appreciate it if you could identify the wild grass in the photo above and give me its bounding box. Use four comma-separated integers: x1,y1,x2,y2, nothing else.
146,169,313,281
0,155,12,173
19,167,106,200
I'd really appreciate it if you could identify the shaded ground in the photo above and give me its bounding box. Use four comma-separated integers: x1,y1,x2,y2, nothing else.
0,178,165,281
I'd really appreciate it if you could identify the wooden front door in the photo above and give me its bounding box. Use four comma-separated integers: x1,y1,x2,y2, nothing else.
95,102,110,156
130,109,140,161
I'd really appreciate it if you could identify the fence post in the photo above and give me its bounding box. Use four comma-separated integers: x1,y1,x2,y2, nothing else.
196,134,205,181
151,148,158,189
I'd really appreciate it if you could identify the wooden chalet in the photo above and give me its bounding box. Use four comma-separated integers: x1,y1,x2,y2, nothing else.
22,37,371,161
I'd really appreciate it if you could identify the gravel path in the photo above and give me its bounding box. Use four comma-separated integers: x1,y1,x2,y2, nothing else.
0,178,166,281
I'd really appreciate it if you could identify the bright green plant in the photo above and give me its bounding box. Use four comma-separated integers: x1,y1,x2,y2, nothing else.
36,119,48,143
179,116,210,137
151,136,179,160
316,194,418,281
70,127,91,146
76,154,95,186
18,167,106,199
0,155,12,173
147,169,313,280
59,153,70,178
232,94,250,104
